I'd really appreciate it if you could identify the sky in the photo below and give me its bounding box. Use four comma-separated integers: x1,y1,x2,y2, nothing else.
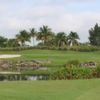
0,0,100,42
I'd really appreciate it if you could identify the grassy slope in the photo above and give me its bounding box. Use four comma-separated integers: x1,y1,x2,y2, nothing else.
0,49,100,66
0,79,100,100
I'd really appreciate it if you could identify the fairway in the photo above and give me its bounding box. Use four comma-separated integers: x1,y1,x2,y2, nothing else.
0,49,100,66
0,79,100,100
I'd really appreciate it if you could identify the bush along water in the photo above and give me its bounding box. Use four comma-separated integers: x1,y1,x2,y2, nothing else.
50,67,98,80
0,66,100,81
0,60,100,81
50,60,100,80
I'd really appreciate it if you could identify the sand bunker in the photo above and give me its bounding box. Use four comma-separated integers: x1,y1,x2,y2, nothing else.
0,55,21,58
0,72,21,74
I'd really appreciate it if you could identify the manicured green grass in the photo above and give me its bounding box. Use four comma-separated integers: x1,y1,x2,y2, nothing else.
0,49,100,66
0,79,100,100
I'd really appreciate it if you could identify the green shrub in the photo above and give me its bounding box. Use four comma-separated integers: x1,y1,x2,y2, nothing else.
50,67,97,80
0,45,100,52
70,45,100,52
94,65,100,77
65,60,80,68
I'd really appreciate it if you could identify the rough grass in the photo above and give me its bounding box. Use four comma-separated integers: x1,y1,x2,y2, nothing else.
0,79,100,100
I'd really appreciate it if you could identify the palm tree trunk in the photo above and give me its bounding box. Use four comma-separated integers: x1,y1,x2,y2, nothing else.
33,38,34,46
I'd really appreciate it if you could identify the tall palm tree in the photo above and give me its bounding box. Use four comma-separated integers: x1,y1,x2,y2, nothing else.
30,28,37,46
16,30,30,46
55,32,67,47
37,25,53,45
68,31,80,46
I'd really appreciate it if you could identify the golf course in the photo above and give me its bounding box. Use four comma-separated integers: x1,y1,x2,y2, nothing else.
0,49,100,100
0,0,100,99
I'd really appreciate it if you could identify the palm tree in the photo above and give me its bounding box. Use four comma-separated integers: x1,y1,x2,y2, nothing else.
16,30,30,46
30,28,37,46
68,31,80,46
45,33,55,46
37,25,53,45
55,32,67,47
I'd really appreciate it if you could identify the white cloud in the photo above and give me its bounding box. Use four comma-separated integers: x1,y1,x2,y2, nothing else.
54,12,100,42
0,0,100,42
1,11,100,42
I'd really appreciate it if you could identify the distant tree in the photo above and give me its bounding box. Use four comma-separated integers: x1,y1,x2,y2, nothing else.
16,30,30,46
68,31,80,46
37,25,53,45
55,32,67,47
0,36,8,47
45,33,55,46
89,23,100,46
30,28,37,46
80,42,90,46
7,39,20,47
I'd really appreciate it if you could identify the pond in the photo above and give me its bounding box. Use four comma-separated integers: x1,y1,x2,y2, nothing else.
0,74,49,81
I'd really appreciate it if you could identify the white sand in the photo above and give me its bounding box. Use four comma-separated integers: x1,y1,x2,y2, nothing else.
0,55,21,58
0,72,21,74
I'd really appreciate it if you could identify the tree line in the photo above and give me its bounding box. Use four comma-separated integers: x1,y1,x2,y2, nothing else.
0,23,100,48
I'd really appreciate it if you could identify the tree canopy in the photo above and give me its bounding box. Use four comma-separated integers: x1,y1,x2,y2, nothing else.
16,30,30,46
68,31,80,46
1,23,100,48
0,36,8,47
89,23,100,46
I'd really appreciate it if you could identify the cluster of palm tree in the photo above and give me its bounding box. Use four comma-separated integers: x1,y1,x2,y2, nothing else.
15,25,80,47
1,23,100,48
0,25,80,47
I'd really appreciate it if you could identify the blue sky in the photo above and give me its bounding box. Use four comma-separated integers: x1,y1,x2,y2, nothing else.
0,0,100,42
